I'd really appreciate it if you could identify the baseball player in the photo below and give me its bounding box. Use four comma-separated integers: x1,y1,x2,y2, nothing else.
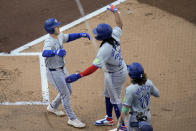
65,5,127,131
116,62,160,131
42,18,90,128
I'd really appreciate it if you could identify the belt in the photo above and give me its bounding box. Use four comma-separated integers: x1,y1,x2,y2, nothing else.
129,109,150,115
48,67,63,71
108,67,124,73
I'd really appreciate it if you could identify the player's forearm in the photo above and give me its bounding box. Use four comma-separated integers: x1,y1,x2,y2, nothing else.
107,5,123,28
80,65,98,77
67,32,90,42
67,33,81,42
114,11,123,29
152,87,160,97
65,65,98,83
42,50,55,57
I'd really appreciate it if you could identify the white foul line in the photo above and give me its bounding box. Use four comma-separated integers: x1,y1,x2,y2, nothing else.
0,53,50,105
0,101,48,106
39,55,50,103
0,52,41,56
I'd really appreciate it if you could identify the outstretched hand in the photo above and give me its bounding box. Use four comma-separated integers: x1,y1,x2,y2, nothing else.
107,4,118,13
80,33,90,40
66,73,81,83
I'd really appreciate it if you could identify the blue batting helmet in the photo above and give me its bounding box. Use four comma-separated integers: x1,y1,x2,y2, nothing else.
138,121,153,131
127,62,144,79
44,18,61,34
93,23,112,40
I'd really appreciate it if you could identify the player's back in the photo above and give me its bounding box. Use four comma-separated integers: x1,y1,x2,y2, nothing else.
126,79,160,113
99,43,126,72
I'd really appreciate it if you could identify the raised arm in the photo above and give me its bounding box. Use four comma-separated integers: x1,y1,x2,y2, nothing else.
114,10,123,29
107,5,123,29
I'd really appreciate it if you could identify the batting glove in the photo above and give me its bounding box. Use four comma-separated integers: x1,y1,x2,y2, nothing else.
53,49,66,57
80,33,90,40
66,73,81,83
107,4,118,13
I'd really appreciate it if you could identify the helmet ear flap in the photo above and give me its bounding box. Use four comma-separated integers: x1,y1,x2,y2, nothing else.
47,28,55,34
44,22,55,34
95,35,103,41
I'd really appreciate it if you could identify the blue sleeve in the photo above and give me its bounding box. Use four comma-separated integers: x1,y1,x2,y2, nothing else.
42,50,55,57
67,33,81,42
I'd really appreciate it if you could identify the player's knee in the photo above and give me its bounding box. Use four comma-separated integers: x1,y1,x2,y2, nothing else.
60,93,70,100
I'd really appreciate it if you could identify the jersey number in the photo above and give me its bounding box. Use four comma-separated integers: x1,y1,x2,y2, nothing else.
138,93,150,108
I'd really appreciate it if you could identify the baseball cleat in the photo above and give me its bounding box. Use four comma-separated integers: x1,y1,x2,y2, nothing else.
94,115,114,126
68,118,86,128
119,126,128,131
47,104,66,116
109,126,127,131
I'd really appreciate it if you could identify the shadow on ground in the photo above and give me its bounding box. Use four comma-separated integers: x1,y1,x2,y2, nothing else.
137,0,196,24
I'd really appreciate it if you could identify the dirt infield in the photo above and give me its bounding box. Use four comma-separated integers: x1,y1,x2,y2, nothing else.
0,56,42,102
0,0,196,131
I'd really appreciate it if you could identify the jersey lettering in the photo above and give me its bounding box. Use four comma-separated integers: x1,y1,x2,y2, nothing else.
137,85,150,108
111,48,123,66
138,92,150,108
136,85,150,95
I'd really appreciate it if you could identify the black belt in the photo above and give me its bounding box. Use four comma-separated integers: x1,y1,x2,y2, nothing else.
48,67,63,71
129,109,150,115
